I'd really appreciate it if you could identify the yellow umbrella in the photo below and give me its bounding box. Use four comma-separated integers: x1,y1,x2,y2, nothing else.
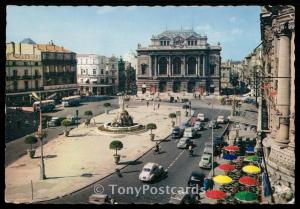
213,175,233,185
242,165,261,174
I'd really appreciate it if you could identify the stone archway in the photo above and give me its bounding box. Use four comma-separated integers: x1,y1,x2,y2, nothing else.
187,57,196,75
187,81,195,93
173,81,181,93
158,57,168,75
172,57,181,75
159,81,167,92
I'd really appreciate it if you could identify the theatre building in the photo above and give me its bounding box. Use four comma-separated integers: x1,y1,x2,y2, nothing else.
136,29,221,95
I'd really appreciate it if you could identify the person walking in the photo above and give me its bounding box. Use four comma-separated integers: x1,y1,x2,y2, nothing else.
157,103,160,109
146,101,149,107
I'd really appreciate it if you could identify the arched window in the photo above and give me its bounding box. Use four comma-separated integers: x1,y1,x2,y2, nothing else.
158,57,167,75
172,57,181,75
187,57,196,75
141,64,147,75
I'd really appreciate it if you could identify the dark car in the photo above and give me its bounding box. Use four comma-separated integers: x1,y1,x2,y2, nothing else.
172,127,183,139
187,171,205,188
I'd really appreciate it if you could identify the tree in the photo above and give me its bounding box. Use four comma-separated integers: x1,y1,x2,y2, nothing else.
230,72,239,95
169,113,177,127
24,135,38,151
109,140,123,156
104,103,111,114
84,110,93,118
147,123,157,135
61,119,72,136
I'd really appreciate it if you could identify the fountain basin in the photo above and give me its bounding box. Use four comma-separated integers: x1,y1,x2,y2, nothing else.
98,123,146,134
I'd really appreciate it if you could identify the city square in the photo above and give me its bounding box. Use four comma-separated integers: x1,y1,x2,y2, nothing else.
5,5,295,204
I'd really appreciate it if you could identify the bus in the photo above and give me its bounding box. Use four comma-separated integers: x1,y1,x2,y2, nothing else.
33,100,55,112
62,95,81,107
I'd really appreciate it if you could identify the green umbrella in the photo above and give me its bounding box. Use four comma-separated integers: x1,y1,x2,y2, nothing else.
244,155,259,162
234,191,258,203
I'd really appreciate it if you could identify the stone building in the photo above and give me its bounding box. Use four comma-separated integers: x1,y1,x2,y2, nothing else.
6,40,43,106
136,29,221,95
6,39,78,106
220,61,232,89
77,54,118,95
260,5,295,203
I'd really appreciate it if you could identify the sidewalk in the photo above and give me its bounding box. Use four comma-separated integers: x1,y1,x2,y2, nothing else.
5,104,192,203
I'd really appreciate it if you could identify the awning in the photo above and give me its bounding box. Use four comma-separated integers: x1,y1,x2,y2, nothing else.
90,79,98,83
142,84,147,88
83,78,89,83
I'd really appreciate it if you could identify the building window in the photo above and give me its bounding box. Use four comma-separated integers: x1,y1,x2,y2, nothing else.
210,64,215,75
160,41,163,46
141,64,147,75
86,69,88,75
35,62,38,66
35,70,39,76
12,61,16,66
24,62,27,66
81,79,83,83
187,57,196,74
24,69,28,76
81,69,84,75
13,70,17,76
173,57,181,75
158,57,167,75
83,69,86,74
101,69,104,74
24,81,29,90
93,69,96,75
112,64,115,69
111,79,115,84
35,80,39,89
13,81,18,91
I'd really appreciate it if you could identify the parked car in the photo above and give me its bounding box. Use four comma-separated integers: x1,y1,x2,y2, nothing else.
217,115,225,124
193,121,204,131
168,191,197,204
88,194,117,204
48,117,59,127
187,171,205,188
183,127,197,138
177,137,192,149
172,127,184,139
208,121,218,129
179,122,190,131
196,113,205,122
203,144,213,155
139,162,166,182
199,153,212,169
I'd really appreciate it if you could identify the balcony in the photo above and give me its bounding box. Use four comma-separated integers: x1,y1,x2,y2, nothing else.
33,74,42,79
6,75,21,81
22,75,33,80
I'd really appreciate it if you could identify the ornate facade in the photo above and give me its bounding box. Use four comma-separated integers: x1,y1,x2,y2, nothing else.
260,5,295,203
77,54,118,96
136,30,221,95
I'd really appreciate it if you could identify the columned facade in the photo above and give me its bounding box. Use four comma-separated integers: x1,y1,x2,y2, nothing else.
136,29,221,95
260,5,295,203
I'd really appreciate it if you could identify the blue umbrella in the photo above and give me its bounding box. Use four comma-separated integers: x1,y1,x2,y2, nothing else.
223,154,238,161
246,146,255,154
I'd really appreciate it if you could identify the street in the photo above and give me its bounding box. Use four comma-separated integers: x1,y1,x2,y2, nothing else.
44,106,230,204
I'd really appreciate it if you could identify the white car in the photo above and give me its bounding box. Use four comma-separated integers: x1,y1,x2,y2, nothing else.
217,116,225,124
177,137,192,149
199,153,212,169
183,127,196,138
193,121,204,131
139,163,166,182
197,113,205,122
208,121,218,129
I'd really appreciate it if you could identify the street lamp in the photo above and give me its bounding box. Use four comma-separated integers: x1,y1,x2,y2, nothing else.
31,92,46,180
211,103,215,177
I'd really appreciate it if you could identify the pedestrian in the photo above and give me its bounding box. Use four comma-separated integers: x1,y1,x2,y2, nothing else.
199,94,201,100
157,103,160,109
203,178,209,192
146,101,149,107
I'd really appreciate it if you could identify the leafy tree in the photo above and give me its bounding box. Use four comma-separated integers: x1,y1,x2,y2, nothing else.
24,135,38,151
169,113,177,122
61,119,72,133
109,140,123,155
147,123,157,134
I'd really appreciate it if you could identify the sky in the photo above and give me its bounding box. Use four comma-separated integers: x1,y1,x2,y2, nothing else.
6,6,261,61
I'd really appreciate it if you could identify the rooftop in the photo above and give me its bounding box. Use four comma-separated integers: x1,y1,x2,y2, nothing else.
152,29,205,39
36,44,72,53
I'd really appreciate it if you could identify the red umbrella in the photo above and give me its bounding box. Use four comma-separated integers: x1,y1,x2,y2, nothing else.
217,163,235,172
239,176,258,186
205,190,227,199
224,145,240,152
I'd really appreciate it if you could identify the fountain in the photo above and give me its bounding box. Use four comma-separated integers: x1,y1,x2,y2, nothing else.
98,96,145,134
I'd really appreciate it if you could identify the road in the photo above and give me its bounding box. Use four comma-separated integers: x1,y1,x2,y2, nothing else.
5,98,119,166
44,106,230,204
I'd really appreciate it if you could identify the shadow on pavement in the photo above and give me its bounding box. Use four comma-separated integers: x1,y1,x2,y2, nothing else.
68,134,87,137
34,154,57,159
118,160,143,165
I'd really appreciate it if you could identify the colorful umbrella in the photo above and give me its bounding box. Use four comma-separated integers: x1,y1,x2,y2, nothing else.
213,175,233,185
234,191,258,203
242,165,261,174
217,163,235,172
224,145,240,152
246,146,255,154
239,176,258,186
223,154,238,161
205,190,227,199
244,155,259,162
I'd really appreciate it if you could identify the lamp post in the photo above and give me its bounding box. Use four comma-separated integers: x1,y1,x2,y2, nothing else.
31,92,46,180
211,103,215,177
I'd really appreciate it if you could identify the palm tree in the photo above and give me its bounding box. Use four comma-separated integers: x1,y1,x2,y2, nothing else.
103,103,111,114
